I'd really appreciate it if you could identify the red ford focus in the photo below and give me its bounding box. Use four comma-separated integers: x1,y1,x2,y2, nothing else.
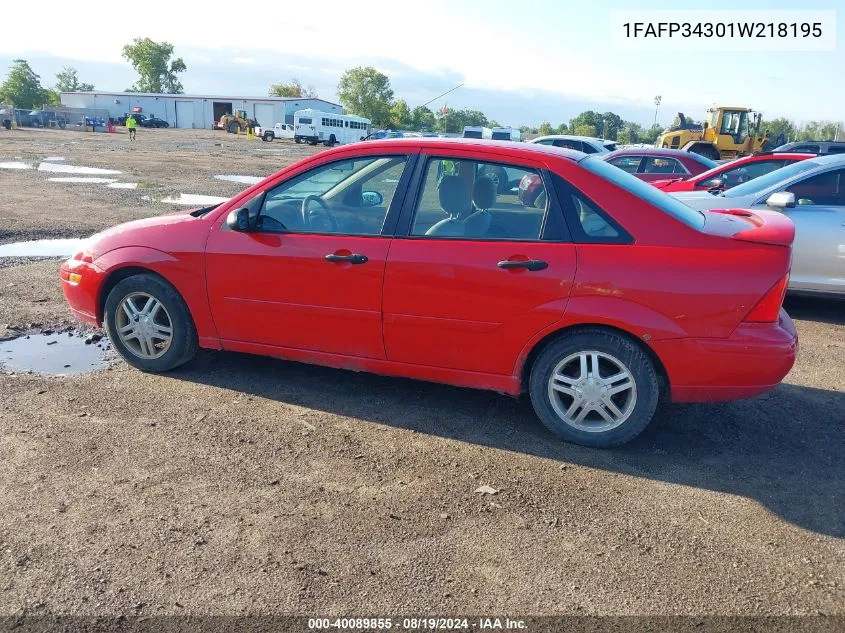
60,139,798,447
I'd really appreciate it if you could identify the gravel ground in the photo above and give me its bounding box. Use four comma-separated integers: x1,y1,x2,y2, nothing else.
0,128,843,622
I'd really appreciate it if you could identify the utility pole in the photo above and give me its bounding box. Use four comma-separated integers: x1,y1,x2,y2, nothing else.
654,95,662,126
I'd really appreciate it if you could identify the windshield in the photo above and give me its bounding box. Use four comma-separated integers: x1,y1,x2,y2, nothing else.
492,132,510,140
463,130,482,139
603,142,618,151
581,156,705,228
721,158,821,198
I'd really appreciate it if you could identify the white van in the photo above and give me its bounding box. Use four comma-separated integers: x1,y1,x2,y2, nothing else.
462,126,492,139
491,127,521,141
294,109,371,146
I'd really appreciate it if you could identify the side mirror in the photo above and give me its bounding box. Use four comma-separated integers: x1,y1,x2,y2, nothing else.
765,192,796,209
361,191,384,207
703,177,724,190
226,208,253,231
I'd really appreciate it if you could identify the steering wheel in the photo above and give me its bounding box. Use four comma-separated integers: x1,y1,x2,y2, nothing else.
301,195,337,232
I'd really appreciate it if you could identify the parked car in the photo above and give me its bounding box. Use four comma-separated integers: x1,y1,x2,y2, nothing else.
60,139,797,448
364,129,406,140
671,153,845,296
139,115,169,128
13,109,37,127
257,123,295,142
653,152,816,192
773,140,845,155
118,114,146,126
603,148,718,183
528,135,618,154
29,110,68,128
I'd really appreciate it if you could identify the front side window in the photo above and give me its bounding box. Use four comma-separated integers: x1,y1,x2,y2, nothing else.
641,157,685,174
258,156,409,235
793,145,821,153
410,158,547,240
555,139,584,152
785,169,845,206
608,156,642,174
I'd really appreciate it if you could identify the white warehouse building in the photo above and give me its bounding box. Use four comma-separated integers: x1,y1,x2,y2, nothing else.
59,91,343,129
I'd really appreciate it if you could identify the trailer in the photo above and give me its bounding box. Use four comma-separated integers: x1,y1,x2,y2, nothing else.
293,109,371,146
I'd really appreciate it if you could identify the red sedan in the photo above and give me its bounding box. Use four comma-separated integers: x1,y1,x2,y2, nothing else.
603,148,719,183
60,139,797,448
652,152,817,192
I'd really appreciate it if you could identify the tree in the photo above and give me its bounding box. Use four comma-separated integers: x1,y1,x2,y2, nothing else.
555,123,569,135
573,124,596,137
337,66,394,126
268,78,316,98
122,38,186,93
600,112,623,140
55,66,94,93
390,99,412,129
760,117,796,147
537,121,555,136
641,123,664,144
0,59,50,108
617,121,644,145
411,105,435,131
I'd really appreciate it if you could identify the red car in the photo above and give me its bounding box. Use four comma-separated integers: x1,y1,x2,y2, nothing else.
61,139,797,448
603,148,719,183
652,152,817,192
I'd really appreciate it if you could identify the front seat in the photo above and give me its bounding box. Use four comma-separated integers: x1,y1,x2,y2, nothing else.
463,176,495,237
425,175,471,236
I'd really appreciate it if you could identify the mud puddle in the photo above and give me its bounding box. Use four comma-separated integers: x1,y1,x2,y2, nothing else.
1,332,114,376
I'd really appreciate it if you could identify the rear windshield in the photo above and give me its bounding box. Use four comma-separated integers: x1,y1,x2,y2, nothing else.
689,154,719,169
492,132,509,140
581,156,705,229
603,142,618,151
463,131,482,139
720,158,821,198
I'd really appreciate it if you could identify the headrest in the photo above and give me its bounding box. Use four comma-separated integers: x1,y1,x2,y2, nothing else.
473,176,497,210
438,175,470,217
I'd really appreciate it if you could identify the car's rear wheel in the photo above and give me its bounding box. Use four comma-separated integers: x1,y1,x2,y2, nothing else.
263,131,274,142
104,274,198,372
529,329,659,447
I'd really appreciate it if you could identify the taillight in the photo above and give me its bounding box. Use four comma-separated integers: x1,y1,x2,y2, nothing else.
743,274,789,323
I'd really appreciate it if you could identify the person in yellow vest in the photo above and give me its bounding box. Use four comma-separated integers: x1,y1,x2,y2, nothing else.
126,114,137,140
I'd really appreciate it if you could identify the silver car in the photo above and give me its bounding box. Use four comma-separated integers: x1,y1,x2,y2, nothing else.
671,154,845,296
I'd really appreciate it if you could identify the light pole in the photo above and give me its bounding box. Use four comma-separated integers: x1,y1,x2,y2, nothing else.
654,95,662,126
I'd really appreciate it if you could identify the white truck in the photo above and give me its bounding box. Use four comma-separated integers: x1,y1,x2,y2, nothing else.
256,123,295,142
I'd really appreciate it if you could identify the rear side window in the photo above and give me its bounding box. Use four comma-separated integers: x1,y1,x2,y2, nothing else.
826,145,845,154
792,145,820,153
552,174,630,244
580,156,706,229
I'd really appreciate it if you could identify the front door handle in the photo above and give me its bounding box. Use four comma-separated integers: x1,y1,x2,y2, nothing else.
325,253,368,264
497,259,548,271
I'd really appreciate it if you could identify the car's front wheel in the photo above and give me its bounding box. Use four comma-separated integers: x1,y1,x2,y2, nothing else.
104,273,198,372
529,329,659,448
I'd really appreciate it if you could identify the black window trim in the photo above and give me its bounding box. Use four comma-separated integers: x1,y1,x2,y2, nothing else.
234,152,419,238
551,172,634,245
393,154,572,243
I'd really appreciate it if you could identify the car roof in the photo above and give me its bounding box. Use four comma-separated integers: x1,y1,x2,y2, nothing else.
341,137,585,161
605,147,707,159
530,135,615,144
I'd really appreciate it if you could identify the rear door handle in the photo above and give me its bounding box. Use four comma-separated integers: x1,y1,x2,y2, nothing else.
325,253,368,264
497,259,548,271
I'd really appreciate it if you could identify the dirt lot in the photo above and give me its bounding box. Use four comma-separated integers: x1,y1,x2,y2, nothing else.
0,128,843,620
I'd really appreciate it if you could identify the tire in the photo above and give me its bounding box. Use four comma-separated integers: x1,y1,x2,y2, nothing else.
227,121,239,134
689,144,720,161
324,134,336,147
263,131,274,142
104,273,198,372
294,138,302,144
528,329,659,448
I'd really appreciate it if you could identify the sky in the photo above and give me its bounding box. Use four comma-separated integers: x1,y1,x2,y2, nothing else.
1,0,842,127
